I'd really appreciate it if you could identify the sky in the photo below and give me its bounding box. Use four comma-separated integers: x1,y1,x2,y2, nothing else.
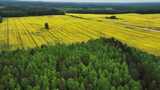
18,0,160,3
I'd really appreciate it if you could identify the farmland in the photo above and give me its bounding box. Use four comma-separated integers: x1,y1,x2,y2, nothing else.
0,13,160,55
0,1,160,90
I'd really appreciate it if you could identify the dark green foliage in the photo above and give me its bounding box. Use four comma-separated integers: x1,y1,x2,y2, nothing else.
44,23,49,30
103,37,160,90
105,16,118,19
0,9,65,17
0,16,2,23
0,38,159,90
0,3,65,17
109,16,118,19
129,49,160,90
1,1,160,17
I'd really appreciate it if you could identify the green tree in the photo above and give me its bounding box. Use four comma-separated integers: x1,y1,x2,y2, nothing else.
40,75,49,90
97,75,111,90
129,80,141,90
66,79,80,90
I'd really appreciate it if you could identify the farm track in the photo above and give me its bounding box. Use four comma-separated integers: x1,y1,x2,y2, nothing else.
14,19,24,49
23,18,49,45
68,14,160,55
17,18,39,48
40,16,75,43
0,14,159,55
15,19,34,49
105,20,160,46
46,16,97,42
69,16,153,44
6,18,9,49
0,22,5,50
34,18,63,43
9,19,19,50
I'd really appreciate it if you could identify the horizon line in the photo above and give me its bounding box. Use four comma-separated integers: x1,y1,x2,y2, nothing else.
9,0,160,3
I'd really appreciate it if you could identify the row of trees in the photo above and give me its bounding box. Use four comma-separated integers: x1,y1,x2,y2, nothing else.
0,7,65,17
0,38,159,90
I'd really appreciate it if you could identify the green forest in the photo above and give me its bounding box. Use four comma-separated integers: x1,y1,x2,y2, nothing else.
1,1,160,17
0,38,159,90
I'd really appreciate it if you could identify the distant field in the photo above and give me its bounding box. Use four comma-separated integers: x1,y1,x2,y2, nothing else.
0,14,160,55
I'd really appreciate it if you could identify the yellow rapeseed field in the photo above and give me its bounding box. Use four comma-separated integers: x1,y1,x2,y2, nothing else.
0,13,160,55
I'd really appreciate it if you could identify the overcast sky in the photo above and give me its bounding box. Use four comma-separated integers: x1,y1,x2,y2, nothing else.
19,0,160,2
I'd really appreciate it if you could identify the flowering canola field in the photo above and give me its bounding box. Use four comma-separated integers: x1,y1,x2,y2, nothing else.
0,14,160,55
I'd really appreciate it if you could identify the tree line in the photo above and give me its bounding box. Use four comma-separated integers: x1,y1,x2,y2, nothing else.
0,6,65,17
